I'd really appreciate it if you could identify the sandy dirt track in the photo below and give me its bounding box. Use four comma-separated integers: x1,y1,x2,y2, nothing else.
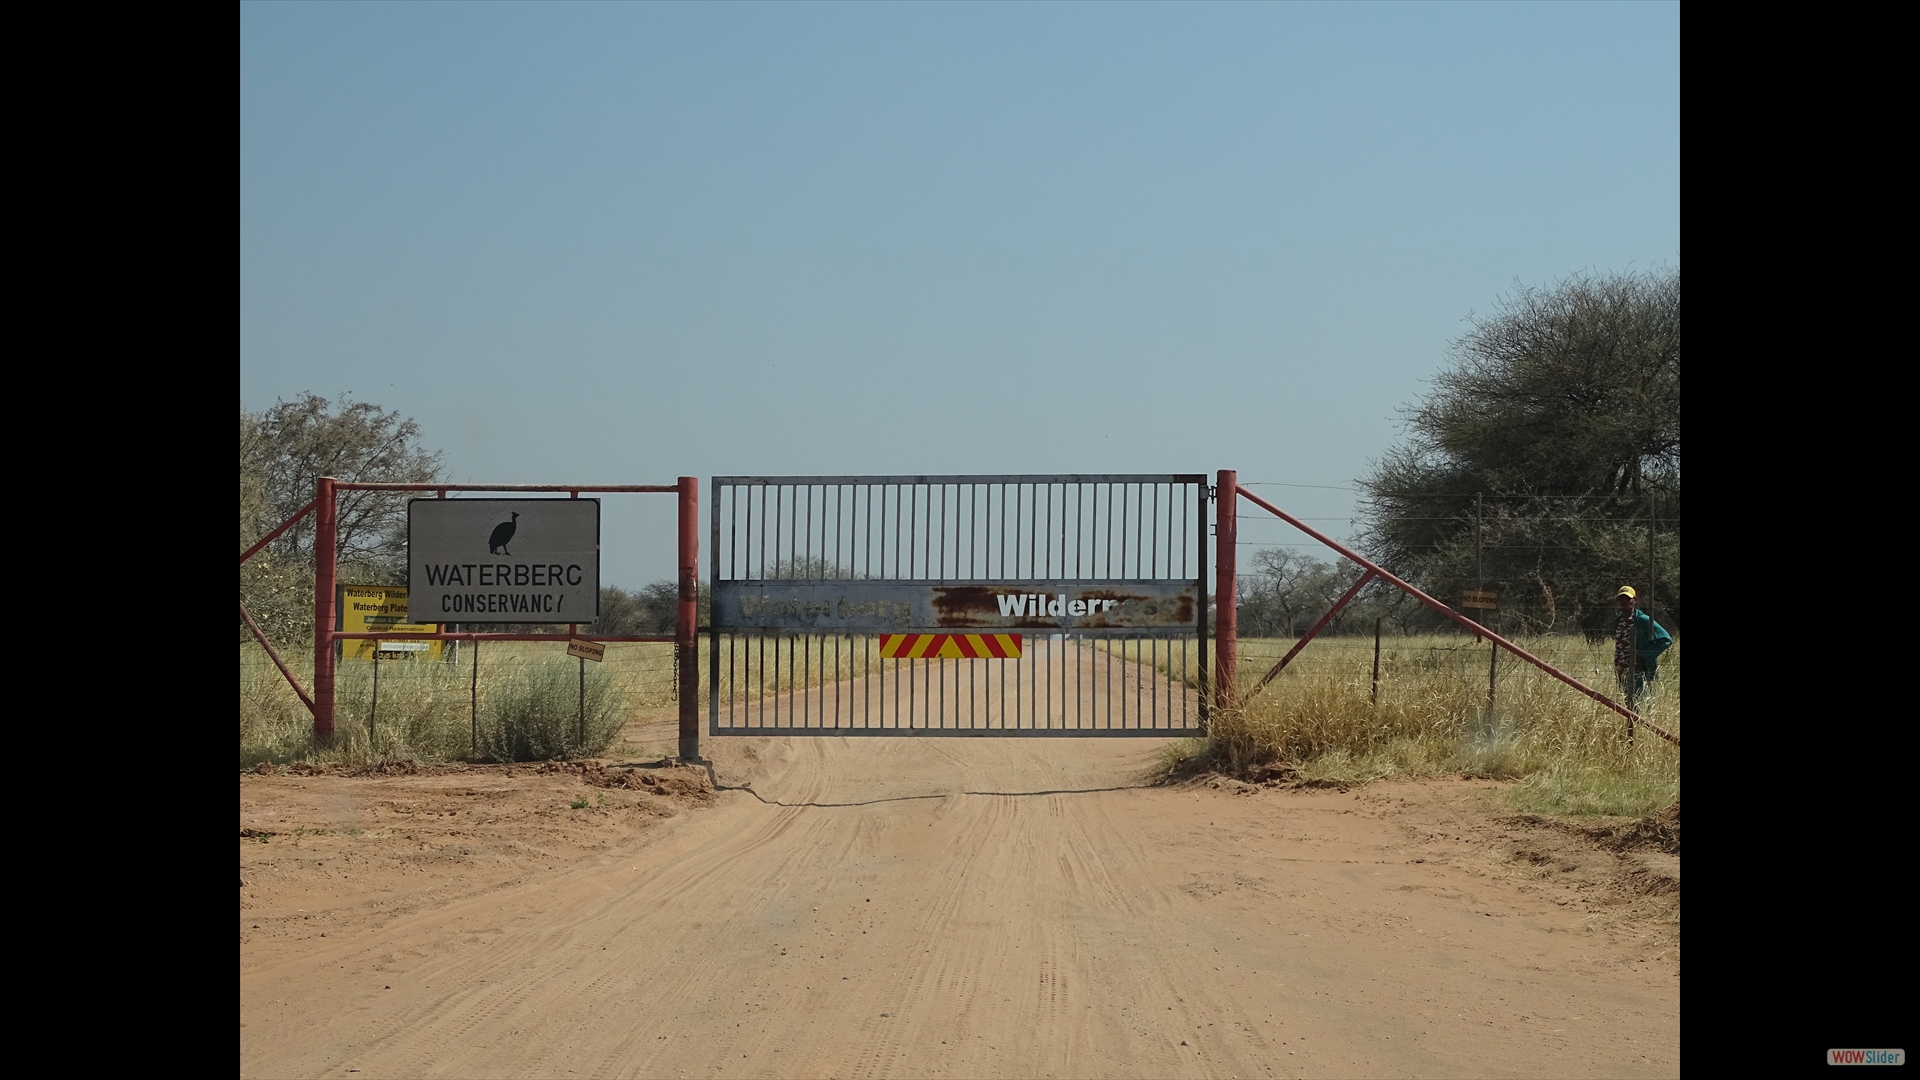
241,725,1678,1078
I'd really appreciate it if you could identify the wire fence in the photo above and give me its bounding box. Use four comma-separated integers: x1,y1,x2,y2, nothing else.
239,640,682,764
1232,631,1679,730
244,627,1677,752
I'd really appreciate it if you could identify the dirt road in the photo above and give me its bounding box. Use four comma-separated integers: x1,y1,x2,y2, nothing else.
240,725,1678,1078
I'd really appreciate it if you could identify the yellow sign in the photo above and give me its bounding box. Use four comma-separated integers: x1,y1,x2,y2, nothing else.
338,584,444,661
567,638,606,663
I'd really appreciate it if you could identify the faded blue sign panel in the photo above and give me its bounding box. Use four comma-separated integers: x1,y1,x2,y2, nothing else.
714,581,1198,632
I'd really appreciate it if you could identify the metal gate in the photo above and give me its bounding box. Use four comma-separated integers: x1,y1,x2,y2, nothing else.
709,475,1209,736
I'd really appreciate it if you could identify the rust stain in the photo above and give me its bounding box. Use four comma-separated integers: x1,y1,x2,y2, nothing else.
927,585,1004,627
1076,591,1196,628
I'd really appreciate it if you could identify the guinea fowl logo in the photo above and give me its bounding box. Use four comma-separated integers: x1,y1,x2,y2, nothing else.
487,512,519,556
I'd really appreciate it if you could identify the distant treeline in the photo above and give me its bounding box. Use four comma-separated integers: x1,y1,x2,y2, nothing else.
1232,547,1678,641
456,581,712,637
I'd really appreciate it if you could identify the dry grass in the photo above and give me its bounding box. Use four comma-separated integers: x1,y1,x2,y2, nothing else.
242,635,892,767
244,632,1681,816
240,641,679,767
709,634,887,705
1148,633,1681,817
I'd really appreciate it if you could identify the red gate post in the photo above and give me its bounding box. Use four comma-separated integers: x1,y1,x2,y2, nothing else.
312,476,338,741
1215,469,1237,712
677,476,700,762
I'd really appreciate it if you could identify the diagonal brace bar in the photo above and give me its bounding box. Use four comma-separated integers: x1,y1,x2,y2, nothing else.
1245,569,1377,700
239,498,318,565
240,603,315,715
1236,488,1677,747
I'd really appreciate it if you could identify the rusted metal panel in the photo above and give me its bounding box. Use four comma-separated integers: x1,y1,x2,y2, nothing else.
714,580,1198,632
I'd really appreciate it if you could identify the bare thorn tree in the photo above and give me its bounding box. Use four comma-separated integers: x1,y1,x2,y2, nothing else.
240,393,443,643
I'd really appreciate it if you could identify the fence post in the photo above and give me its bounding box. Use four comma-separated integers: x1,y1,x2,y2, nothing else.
470,639,480,757
1486,640,1498,713
370,650,380,747
1215,469,1237,713
678,476,701,762
1371,618,1382,706
313,476,338,741
1647,490,1657,625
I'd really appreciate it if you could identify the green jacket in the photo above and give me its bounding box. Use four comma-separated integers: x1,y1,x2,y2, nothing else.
1630,609,1674,675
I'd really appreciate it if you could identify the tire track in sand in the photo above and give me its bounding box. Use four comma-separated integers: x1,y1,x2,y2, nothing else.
244,724,1679,1079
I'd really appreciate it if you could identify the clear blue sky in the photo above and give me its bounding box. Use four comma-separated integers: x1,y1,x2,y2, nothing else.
240,2,1678,588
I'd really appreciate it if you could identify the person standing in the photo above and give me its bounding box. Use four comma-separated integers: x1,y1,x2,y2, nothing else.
1613,586,1673,708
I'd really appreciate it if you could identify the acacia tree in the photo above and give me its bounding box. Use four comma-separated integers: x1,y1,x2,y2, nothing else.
240,393,443,642
1236,550,1410,639
1356,269,1680,634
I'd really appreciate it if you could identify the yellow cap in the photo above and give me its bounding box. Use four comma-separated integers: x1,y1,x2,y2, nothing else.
1616,586,1636,599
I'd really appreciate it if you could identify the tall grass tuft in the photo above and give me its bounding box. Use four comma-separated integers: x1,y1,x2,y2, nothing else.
240,642,676,767
471,656,625,762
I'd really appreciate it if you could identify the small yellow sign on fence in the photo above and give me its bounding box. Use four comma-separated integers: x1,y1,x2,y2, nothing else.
1459,589,1499,611
567,638,606,663
338,584,444,661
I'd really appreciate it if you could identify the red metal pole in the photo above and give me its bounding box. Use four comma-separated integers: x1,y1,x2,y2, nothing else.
1235,486,1678,747
239,497,317,565
1248,569,1378,696
240,603,315,712
569,490,579,642
677,476,700,762
1215,469,1237,712
312,476,338,741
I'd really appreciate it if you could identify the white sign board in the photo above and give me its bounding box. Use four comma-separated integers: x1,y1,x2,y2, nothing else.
407,499,600,623
376,640,432,653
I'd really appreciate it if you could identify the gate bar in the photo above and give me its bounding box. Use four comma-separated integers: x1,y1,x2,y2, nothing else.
678,476,700,761
710,475,1207,737
314,477,338,739
333,633,672,642
1214,469,1236,711
333,483,677,492
239,498,317,565
240,497,322,714
1234,486,1678,747
241,602,315,712
1245,568,1379,697
713,473,1204,486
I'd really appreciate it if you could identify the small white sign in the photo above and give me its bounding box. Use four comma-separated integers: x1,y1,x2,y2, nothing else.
377,640,432,653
